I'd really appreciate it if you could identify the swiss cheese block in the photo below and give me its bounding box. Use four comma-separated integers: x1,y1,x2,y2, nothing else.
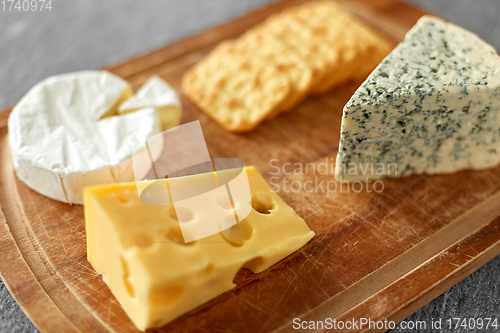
119,76,182,130
85,166,314,330
336,16,500,181
8,71,162,204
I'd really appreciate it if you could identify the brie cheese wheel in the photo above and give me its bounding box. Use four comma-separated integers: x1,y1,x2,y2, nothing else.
8,70,162,204
118,75,182,130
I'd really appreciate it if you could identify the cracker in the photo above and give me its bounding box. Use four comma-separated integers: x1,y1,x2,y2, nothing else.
352,37,393,81
235,30,315,114
182,1,392,132
308,3,392,93
305,5,371,92
182,41,292,132
254,3,344,92
317,31,392,92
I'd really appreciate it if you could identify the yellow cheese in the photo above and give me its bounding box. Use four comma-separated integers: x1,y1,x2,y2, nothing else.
84,166,314,330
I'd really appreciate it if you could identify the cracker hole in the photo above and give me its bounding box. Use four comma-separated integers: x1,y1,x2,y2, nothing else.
489,148,497,155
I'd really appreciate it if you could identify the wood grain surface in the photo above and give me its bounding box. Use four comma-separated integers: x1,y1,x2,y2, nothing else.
2,0,500,332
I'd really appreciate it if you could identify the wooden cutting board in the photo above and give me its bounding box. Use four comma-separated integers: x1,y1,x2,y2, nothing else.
1,0,500,332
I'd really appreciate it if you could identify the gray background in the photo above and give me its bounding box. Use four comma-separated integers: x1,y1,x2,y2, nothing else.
1,0,500,332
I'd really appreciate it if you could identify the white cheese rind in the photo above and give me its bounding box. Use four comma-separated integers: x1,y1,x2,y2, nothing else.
8,71,162,204
119,76,182,130
335,16,500,181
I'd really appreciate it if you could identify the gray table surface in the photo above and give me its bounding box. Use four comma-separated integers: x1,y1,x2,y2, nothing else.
1,1,500,332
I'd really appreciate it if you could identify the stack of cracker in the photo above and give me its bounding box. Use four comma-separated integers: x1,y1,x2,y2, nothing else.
182,1,392,132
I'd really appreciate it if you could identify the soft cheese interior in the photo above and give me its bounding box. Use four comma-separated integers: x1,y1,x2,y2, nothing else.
335,16,500,181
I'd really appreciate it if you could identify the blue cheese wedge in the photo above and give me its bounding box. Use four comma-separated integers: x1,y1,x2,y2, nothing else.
335,16,500,181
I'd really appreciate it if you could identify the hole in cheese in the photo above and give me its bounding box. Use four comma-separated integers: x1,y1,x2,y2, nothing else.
167,206,177,220
251,192,275,214
232,267,256,285
120,256,135,298
215,194,233,211
243,256,264,272
220,219,254,247
121,232,154,249
116,189,131,203
149,285,184,306
168,205,194,223
232,257,264,284
165,225,195,246
193,263,214,283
